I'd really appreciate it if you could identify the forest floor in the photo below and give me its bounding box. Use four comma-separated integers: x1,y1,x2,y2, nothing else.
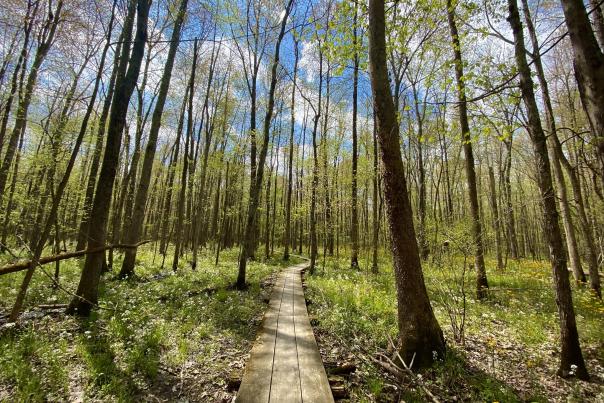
1,246,603,402
0,247,301,402
305,251,604,402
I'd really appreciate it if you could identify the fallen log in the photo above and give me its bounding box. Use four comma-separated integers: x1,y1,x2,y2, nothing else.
0,240,151,276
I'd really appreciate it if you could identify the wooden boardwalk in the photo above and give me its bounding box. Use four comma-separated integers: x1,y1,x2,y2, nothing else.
236,262,334,403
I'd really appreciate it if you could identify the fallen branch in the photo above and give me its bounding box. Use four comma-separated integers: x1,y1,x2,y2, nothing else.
386,335,441,403
372,353,440,403
0,240,151,276
37,304,69,310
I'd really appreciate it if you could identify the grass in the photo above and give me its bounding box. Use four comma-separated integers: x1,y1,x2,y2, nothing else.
0,246,301,401
305,249,604,402
1,241,602,402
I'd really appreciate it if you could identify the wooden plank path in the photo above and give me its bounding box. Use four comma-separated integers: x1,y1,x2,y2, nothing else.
236,262,334,403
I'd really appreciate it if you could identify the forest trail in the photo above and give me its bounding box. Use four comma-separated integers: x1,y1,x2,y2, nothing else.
236,262,334,403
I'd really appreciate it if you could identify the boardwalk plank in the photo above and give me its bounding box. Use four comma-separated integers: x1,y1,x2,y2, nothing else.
269,271,302,402
292,267,334,403
236,274,285,403
236,263,334,403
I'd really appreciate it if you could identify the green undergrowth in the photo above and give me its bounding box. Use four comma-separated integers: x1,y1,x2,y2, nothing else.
305,250,604,402
0,246,301,401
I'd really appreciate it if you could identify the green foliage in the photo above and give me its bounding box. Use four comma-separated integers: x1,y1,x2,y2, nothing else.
305,252,604,401
0,247,301,400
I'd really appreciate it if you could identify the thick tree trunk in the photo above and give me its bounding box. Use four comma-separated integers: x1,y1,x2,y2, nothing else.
507,0,589,379
76,33,123,252
559,0,604,187
67,0,150,316
588,0,604,51
368,0,445,368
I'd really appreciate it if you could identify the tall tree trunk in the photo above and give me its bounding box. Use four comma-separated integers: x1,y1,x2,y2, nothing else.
447,0,489,299
521,0,587,283
502,139,519,258
67,0,150,316
412,81,428,260
76,31,123,252
368,0,445,368
172,48,197,272
351,0,360,269
561,152,602,297
120,0,189,278
507,0,589,379
322,74,333,257
236,0,294,288
559,0,604,187
190,41,221,266
309,55,323,274
284,38,299,261
10,0,117,320
1,125,25,249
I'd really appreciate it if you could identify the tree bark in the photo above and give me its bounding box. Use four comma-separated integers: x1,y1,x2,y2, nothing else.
446,0,489,299
236,0,294,288
120,0,189,278
507,0,589,379
521,0,587,284
351,0,360,269
372,120,379,274
76,27,124,252
284,38,299,261
559,0,604,187
67,0,150,316
588,0,604,51
368,0,445,368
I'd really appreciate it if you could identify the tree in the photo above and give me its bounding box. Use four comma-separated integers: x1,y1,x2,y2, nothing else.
350,0,360,269
0,0,64,200
559,0,604,187
119,0,189,278
236,0,295,288
283,35,299,261
507,0,589,379
67,0,151,316
368,0,445,368
446,0,489,299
